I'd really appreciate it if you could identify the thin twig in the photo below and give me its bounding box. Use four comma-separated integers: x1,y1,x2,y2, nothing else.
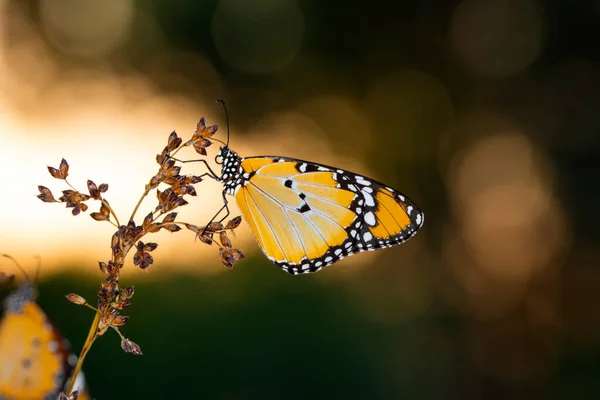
66,311,100,396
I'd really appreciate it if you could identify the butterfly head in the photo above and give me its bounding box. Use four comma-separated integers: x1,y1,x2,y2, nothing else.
217,146,241,179
215,146,228,166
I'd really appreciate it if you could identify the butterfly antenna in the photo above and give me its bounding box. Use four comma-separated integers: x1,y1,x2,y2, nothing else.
1,254,31,282
33,255,42,284
216,99,230,147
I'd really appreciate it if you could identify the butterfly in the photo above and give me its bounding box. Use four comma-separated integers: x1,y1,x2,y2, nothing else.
0,272,90,400
197,108,424,275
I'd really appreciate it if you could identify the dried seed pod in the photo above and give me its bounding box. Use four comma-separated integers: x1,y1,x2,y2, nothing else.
37,186,57,202
66,293,87,305
90,202,110,221
121,286,135,299
48,159,69,179
167,130,182,151
219,247,244,268
87,180,101,200
121,338,143,355
112,315,130,326
219,231,232,248
225,216,242,230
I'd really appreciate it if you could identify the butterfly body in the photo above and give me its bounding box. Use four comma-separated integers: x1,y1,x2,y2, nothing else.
216,146,424,275
0,283,89,400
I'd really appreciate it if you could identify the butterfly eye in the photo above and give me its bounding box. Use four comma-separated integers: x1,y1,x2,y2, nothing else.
215,154,224,165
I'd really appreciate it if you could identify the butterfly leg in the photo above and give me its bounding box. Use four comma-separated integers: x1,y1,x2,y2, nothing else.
167,156,220,180
200,190,230,236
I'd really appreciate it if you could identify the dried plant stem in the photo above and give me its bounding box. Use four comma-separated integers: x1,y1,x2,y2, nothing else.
36,117,244,398
66,311,100,396
64,179,78,193
129,189,151,223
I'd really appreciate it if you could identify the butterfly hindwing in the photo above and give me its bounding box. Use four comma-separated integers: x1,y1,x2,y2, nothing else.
232,155,424,275
0,283,89,399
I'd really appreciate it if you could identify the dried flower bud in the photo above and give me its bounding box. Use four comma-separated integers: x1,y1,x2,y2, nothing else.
219,247,245,268
225,216,242,230
133,241,157,269
87,180,101,200
192,139,212,156
98,261,109,274
48,159,69,180
184,223,201,233
156,147,169,165
219,231,232,248
90,201,110,221
111,230,122,249
185,175,203,185
121,286,135,299
164,224,182,233
195,117,218,138
121,338,143,355
37,186,58,202
112,299,132,310
207,222,224,233
106,261,118,276
112,315,130,326
143,212,153,227
167,130,182,151
147,242,158,252
199,234,213,245
66,293,87,305
161,213,181,232
121,221,143,246
163,213,177,223
102,275,119,292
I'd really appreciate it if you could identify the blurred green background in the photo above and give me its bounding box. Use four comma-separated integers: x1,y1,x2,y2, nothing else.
1,0,600,398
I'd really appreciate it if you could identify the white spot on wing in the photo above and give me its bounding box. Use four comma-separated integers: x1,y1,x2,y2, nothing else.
364,212,376,226
356,177,372,186
363,192,375,207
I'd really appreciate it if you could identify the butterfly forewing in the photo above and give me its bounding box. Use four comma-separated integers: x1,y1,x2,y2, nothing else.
231,156,424,275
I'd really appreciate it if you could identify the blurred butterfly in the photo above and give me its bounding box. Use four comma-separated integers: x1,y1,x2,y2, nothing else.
197,103,424,275
0,257,90,400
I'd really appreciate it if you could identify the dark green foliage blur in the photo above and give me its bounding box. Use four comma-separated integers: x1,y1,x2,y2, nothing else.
36,261,451,399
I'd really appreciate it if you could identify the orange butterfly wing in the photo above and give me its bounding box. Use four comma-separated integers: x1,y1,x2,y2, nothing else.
232,156,424,274
0,284,90,399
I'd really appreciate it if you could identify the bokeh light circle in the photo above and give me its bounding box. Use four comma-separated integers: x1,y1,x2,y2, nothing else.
449,0,545,77
447,133,566,283
40,0,134,58
211,0,304,74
